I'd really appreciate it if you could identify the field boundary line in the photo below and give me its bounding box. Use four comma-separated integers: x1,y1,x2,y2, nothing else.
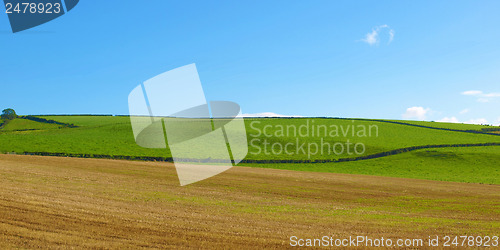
7,143,500,164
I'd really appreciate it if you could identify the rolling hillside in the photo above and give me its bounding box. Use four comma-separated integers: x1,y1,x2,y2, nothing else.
0,116,498,248
245,146,500,184
0,115,499,184
0,118,64,131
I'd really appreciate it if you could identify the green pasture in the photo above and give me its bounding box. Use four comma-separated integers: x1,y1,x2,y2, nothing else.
1,118,63,131
243,146,500,184
243,118,500,160
0,116,499,161
0,116,499,184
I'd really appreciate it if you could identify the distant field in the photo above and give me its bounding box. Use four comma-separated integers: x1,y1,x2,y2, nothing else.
243,146,500,184
0,116,498,161
242,118,500,161
0,116,170,158
0,155,498,248
1,116,499,184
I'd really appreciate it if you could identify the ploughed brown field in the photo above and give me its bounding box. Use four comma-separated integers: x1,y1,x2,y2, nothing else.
0,154,498,248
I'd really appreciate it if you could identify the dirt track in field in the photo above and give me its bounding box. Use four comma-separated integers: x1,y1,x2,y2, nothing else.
0,154,498,248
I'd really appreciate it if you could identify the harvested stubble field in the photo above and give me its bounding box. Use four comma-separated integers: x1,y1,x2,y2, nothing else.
0,154,498,248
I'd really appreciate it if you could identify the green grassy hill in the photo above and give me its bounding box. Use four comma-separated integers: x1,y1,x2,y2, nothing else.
0,115,498,184
245,146,500,184
0,118,64,132
242,118,500,160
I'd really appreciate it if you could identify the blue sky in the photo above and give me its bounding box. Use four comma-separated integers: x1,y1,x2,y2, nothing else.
1,1,499,125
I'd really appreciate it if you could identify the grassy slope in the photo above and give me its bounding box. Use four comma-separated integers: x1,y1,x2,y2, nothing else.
243,118,500,160
42,115,125,127
0,116,498,160
0,116,168,157
0,118,63,131
242,146,500,184
0,116,499,184
0,155,498,248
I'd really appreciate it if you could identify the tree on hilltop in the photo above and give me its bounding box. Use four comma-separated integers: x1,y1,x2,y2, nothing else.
1,108,17,120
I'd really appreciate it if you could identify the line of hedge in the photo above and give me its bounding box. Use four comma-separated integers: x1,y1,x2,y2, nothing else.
317,142,500,163
20,152,173,162
34,114,114,116
482,127,500,132
239,143,500,164
20,116,78,128
12,142,500,164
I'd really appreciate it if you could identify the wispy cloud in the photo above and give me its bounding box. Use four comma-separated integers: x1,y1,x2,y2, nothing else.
484,93,500,97
462,90,483,96
437,117,459,123
362,30,378,45
402,107,430,120
437,116,490,125
360,25,395,46
465,118,489,125
462,90,500,102
459,109,470,114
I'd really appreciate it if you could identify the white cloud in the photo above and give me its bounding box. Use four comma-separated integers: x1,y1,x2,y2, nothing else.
462,90,482,96
465,118,489,125
241,112,302,118
459,109,470,114
437,117,460,123
436,117,492,125
495,117,500,126
462,90,500,102
361,25,395,45
362,30,378,45
484,92,500,97
402,107,430,120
